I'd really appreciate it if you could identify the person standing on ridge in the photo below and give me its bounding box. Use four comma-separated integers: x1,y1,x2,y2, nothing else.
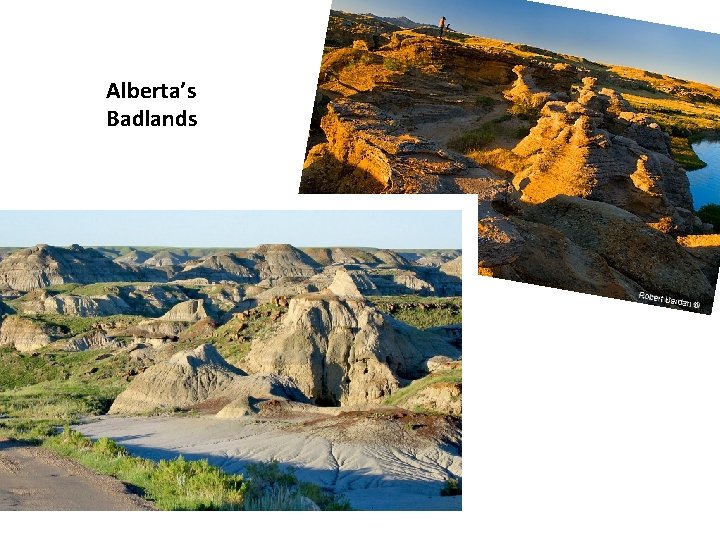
438,16,447,38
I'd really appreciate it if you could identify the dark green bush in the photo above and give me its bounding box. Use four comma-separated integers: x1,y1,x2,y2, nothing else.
698,204,720,231
440,478,462,496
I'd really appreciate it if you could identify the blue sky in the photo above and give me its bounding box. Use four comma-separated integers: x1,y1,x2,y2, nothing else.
332,0,720,87
0,211,461,249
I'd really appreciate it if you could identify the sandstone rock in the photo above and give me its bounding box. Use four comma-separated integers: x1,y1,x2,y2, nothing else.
143,250,190,268
401,381,462,416
511,78,697,232
373,249,410,268
114,250,152,266
247,244,320,283
327,268,364,298
177,253,257,283
44,294,130,317
177,317,218,342
328,248,378,265
109,344,242,415
439,256,462,278
0,315,64,352
159,299,209,323
0,244,139,292
250,278,317,304
426,356,461,373
677,234,720,285
57,331,120,352
504,65,554,111
123,319,190,340
301,98,511,195
215,374,310,418
482,215,639,300
15,284,189,318
519,196,715,307
378,270,435,295
241,292,460,406
414,252,458,267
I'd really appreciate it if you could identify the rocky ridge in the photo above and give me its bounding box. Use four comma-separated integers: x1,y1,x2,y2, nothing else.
302,14,720,312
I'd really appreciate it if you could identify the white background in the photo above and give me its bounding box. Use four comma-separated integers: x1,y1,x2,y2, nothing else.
1,1,719,538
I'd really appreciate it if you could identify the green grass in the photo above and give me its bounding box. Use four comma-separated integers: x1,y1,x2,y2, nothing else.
0,345,144,440
202,303,288,366
384,369,462,409
507,102,540,122
447,125,495,153
45,430,349,511
671,136,707,170
373,295,461,329
244,461,351,511
623,93,720,138
0,381,121,441
20,314,95,335
46,428,247,510
697,204,720,231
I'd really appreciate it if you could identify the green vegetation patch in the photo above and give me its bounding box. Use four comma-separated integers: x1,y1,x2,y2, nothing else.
244,461,351,511
384,369,462,409
0,346,143,440
697,204,720,231
46,430,350,511
671,136,707,170
441,478,462,496
0,380,121,441
447,125,495,153
383,56,405,72
373,295,461,329
46,428,247,510
201,303,288,367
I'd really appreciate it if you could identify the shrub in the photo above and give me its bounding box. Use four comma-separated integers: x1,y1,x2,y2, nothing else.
447,125,495,153
150,456,246,510
671,136,707,171
440,478,462,496
47,430,247,510
697,204,720,231
243,485,314,511
475,95,495,109
244,461,351,511
507,102,540,121
383,57,404,72
94,437,129,458
59,425,93,450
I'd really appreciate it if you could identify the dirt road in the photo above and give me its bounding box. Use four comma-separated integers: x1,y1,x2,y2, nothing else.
0,439,153,511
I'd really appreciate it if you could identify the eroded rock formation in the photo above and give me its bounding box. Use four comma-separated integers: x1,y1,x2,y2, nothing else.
109,344,242,415
512,78,698,233
0,244,138,292
241,290,460,406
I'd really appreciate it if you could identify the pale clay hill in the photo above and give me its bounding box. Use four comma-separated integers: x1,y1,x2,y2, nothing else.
0,243,461,381
110,269,460,412
302,11,720,313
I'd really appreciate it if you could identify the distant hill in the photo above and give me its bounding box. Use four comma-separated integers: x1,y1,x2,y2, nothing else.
370,14,425,29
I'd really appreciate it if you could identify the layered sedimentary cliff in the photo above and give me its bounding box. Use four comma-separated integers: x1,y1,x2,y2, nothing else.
242,288,459,406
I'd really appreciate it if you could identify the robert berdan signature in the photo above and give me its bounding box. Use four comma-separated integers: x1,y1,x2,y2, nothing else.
638,291,700,309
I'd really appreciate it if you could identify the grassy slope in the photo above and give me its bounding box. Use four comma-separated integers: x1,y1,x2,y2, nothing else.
373,295,461,329
385,368,462,411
